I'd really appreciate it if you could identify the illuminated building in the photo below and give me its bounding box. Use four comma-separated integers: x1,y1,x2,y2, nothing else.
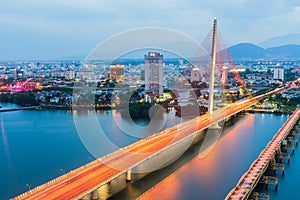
110,65,124,82
14,69,25,79
221,66,228,84
144,52,163,96
273,68,284,81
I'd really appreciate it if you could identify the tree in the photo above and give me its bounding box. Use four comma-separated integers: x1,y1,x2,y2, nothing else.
0,94,11,102
14,93,39,106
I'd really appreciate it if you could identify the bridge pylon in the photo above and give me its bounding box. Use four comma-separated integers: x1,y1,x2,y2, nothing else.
208,17,217,115
208,17,221,129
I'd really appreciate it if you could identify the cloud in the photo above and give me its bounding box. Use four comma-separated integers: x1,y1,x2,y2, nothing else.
0,0,299,59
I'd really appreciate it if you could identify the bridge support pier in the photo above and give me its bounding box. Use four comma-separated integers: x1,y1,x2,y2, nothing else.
91,190,98,200
287,136,298,146
209,123,221,129
126,170,132,182
269,156,285,176
249,192,270,200
260,176,278,190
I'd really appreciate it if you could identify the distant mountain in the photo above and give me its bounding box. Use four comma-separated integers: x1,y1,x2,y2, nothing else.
260,33,300,48
265,45,300,59
227,43,265,60
228,43,300,60
49,41,300,62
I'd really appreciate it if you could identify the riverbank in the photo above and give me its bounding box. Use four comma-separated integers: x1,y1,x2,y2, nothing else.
0,106,41,112
247,108,289,115
40,104,112,110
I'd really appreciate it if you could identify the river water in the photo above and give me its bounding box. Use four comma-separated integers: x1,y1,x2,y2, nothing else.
133,112,292,200
0,103,298,200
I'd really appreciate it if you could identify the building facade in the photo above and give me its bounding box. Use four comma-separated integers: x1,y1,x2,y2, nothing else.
221,66,228,84
144,52,164,96
76,71,96,80
273,68,284,81
110,65,124,82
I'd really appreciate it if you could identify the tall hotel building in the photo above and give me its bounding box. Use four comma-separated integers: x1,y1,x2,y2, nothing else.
110,64,124,82
144,52,164,96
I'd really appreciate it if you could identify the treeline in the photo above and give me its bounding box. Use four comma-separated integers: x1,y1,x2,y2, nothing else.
0,92,39,107
117,102,167,121
268,93,300,113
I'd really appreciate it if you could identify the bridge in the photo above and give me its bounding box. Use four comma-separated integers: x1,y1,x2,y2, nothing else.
11,85,289,200
225,108,300,200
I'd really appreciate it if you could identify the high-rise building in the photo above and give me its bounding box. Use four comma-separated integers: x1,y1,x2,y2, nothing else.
273,68,284,81
14,69,25,79
221,66,228,84
144,52,164,96
110,65,124,82
190,68,201,82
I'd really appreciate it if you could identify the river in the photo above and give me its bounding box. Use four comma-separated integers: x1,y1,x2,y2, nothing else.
0,103,297,200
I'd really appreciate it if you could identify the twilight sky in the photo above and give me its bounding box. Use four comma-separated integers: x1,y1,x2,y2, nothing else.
0,0,299,60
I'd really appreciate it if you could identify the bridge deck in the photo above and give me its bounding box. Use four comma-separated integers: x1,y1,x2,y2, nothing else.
225,108,300,200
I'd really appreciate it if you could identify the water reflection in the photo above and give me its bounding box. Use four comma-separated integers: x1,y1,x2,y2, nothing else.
137,113,288,200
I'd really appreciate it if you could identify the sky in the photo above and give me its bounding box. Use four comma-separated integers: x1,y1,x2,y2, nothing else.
0,0,300,60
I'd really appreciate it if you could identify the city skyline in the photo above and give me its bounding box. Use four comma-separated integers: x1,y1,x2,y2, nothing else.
0,0,300,60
